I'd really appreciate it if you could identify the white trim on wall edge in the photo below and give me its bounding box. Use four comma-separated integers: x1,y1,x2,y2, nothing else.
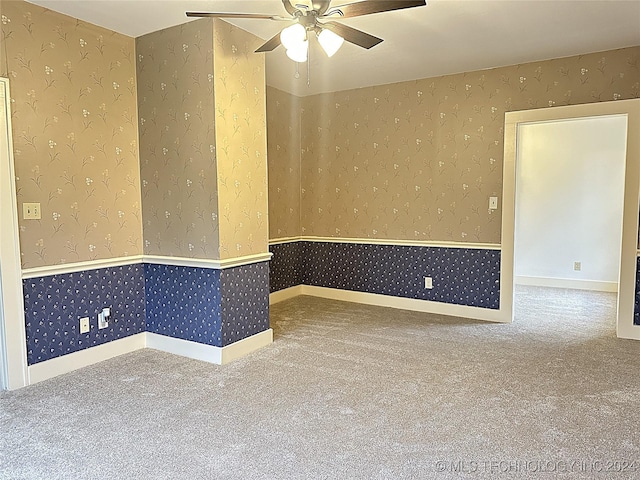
268,237,301,245
144,252,272,269
28,333,146,385
515,276,618,292
146,329,273,365
270,285,304,304
0,78,28,390
22,255,144,279
269,236,500,250
21,253,273,279
295,285,507,323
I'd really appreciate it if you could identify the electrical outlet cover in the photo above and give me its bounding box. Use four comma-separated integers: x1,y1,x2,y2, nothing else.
80,317,90,334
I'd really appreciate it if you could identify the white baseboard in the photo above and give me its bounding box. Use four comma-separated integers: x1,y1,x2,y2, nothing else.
220,329,273,364
27,333,146,385
27,328,274,386
146,329,273,365
515,275,618,292
270,285,304,304
294,285,508,323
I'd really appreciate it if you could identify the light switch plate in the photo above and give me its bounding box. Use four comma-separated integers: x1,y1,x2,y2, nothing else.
23,202,41,220
489,196,498,210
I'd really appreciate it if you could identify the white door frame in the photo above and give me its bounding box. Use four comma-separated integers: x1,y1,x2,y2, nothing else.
0,265,5,389
0,78,28,389
502,98,640,339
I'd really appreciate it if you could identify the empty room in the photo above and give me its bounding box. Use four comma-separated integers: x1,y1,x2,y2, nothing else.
1,0,640,478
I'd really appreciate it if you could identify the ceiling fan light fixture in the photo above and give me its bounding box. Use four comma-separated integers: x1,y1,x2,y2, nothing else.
188,0,428,57
318,28,344,57
286,40,309,63
280,23,307,50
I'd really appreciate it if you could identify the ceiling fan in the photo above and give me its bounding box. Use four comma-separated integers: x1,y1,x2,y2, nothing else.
186,0,427,62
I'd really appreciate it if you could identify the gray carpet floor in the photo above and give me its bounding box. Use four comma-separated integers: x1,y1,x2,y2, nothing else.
1,286,639,479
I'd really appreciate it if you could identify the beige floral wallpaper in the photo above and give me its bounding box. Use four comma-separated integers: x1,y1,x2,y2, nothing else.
266,86,301,240
1,0,142,268
288,46,640,244
213,19,268,259
137,19,268,260
136,19,219,259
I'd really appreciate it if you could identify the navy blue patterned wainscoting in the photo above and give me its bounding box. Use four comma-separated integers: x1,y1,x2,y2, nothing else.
269,242,303,292
22,264,146,365
634,256,640,325
145,261,270,347
220,262,270,346
144,263,222,345
268,241,500,309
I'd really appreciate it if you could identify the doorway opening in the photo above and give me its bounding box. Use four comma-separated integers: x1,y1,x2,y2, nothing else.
513,115,627,333
500,99,640,339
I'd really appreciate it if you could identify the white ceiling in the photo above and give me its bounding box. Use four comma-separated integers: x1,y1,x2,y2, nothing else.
26,0,640,96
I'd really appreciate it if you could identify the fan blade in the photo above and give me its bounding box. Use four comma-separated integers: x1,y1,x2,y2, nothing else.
323,0,426,19
186,12,288,20
255,31,283,53
281,0,298,15
322,21,383,49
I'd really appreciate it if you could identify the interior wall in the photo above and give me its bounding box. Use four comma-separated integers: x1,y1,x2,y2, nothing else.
266,86,301,240
136,19,219,259
1,2,271,376
1,0,142,268
0,0,145,377
137,19,271,351
515,116,627,287
267,47,639,318
292,46,639,244
212,19,269,260
137,19,269,260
